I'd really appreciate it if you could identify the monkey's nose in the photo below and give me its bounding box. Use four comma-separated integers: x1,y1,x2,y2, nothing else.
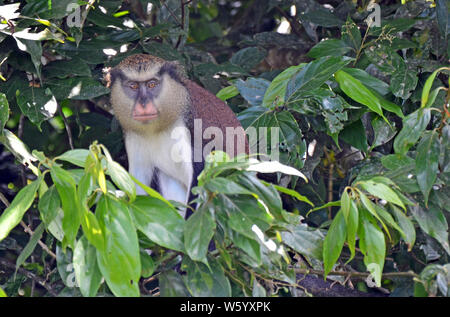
133,101,158,122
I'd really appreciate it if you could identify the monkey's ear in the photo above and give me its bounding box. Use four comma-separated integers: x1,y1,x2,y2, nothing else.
159,61,186,83
103,67,121,88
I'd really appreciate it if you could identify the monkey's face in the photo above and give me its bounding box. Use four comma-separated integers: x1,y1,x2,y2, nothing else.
109,56,188,134
123,77,162,123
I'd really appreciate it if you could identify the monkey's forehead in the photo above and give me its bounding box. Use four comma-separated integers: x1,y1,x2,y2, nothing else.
116,54,165,71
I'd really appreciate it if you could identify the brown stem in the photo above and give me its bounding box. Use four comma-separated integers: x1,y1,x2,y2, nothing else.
294,268,419,280
58,105,74,150
0,191,56,259
0,258,58,296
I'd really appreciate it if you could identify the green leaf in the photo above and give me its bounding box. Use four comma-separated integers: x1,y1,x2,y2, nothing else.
204,177,253,196
358,191,390,238
393,108,431,155
14,39,42,80
370,116,397,150
415,130,440,206
230,47,267,71
101,146,136,201
182,256,231,297
184,205,216,264
372,204,405,237
140,250,155,278
159,271,190,297
342,68,390,96
262,64,305,108
411,204,450,255
46,77,110,100
300,9,344,27
225,196,271,239
340,119,368,153
16,222,45,270
307,39,352,59
73,236,102,297
235,78,270,107
341,189,351,223
342,17,362,50
286,56,353,103
128,196,185,252
281,224,324,260
0,93,9,133
43,58,91,79
38,185,60,227
96,195,141,297
391,205,416,251
323,210,346,276
359,180,406,210
266,182,314,206
390,66,418,100
216,85,239,101
142,42,184,61
0,287,6,297
56,149,89,167
346,200,359,263
50,165,81,250
421,67,449,108
358,212,386,287
129,174,173,207
0,131,38,167
436,0,449,39
77,173,104,252
0,175,43,241
334,70,388,122
364,45,405,75
16,88,57,131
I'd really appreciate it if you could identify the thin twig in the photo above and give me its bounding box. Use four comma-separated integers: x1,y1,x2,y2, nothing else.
0,191,56,259
160,0,181,26
59,105,74,150
294,268,419,280
0,258,58,296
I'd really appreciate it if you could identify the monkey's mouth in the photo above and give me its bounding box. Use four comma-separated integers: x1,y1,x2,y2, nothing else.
133,114,158,122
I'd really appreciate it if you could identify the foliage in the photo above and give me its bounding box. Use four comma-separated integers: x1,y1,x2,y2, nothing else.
0,0,449,297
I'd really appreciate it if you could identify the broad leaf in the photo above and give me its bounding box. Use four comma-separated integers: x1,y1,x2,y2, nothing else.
184,205,216,264
0,93,9,133
411,204,450,255
323,210,346,276
262,64,304,108
0,175,43,241
96,195,141,297
235,78,270,107
286,56,352,103
281,224,324,260
393,108,431,155
182,256,231,297
307,39,352,59
128,196,185,252
73,236,102,297
415,130,440,206
50,165,81,249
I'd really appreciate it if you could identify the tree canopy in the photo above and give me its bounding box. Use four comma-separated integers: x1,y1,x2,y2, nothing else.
0,0,449,297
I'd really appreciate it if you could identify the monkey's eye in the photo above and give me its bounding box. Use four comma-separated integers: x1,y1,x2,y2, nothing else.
129,82,139,90
147,80,159,89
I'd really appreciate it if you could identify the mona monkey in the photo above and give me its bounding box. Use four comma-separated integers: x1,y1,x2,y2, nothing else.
106,54,248,218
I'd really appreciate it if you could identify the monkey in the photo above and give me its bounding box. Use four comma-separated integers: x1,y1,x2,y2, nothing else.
106,54,248,218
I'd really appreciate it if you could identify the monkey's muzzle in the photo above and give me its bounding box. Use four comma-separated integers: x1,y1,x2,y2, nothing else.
133,101,159,122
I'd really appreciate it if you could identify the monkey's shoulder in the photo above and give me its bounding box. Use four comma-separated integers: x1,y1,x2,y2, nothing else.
184,80,242,129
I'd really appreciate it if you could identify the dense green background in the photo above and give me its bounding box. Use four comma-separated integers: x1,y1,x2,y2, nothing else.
0,0,449,297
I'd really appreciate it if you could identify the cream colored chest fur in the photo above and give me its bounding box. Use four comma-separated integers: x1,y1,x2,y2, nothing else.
124,119,193,207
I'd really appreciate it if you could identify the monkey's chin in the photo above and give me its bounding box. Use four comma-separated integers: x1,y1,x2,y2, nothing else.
133,114,158,123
